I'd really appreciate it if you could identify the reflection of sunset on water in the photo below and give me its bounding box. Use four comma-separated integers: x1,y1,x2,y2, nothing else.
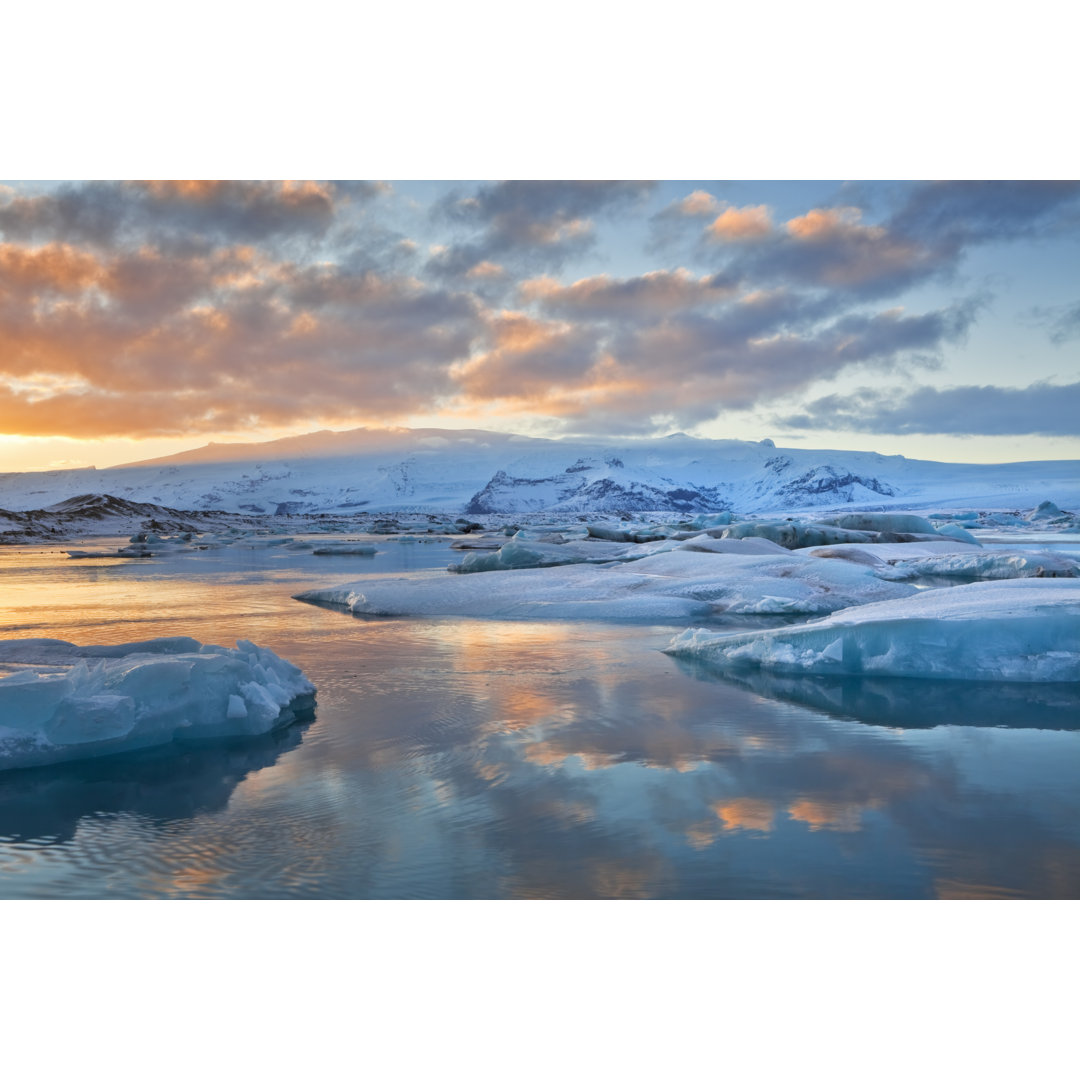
3,543,1080,899
716,798,776,834
787,798,877,833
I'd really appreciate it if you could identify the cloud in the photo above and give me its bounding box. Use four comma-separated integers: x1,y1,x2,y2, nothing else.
777,379,1080,436
0,180,1060,443
452,311,602,401
695,183,1080,300
445,289,979,432
0,180,375,250
705,204,773,242
722,205,943,297
1027,299,1080,345
887,180,1080,246
519,268,738,320
426,180,654,278
0,236,481,437
659,189,721,218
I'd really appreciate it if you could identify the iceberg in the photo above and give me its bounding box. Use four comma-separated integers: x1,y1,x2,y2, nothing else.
666,579,1080,683
0,637,315,771
876,550,1080,582
930,522,981,545
450,535,678,573
821,512,938,534
296,548,915,621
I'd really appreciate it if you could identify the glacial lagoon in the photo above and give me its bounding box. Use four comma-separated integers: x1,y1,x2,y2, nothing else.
2,535,1079,899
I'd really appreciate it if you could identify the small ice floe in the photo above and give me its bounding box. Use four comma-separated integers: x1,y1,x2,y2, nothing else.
665,579,1080,683
310,543,378,555
0,637,315,771
66,547,154,559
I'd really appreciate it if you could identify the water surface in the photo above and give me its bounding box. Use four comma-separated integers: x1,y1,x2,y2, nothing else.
2,537,1078,898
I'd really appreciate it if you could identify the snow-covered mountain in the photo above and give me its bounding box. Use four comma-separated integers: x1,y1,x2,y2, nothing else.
1,427,1078,516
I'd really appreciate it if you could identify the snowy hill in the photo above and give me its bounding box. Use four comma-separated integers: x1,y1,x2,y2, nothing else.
1,427,1077,516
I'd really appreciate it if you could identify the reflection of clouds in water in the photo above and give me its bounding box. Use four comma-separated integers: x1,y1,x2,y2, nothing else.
6,592,1080,897
325,621,1080,897
716,798,776,834
787,798,877,833
0,720,311,844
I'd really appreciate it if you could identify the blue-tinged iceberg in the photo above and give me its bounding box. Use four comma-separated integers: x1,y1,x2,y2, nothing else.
665,579,1080,683
0,637,315,771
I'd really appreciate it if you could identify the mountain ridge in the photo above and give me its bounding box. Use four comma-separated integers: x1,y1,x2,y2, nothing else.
1,426,1078,516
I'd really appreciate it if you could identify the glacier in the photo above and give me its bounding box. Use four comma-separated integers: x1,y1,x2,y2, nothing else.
2,425,1079,518
665,580,1080,683
0,637,315,771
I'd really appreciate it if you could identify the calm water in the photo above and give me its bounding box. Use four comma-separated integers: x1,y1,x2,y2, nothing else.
2,537,1079,899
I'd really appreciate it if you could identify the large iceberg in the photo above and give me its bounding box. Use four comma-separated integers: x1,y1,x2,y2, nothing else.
0,637,315,771
666,579,1080,683
296,549,915,621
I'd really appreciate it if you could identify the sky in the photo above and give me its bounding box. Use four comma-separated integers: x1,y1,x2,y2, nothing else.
1,178,1078,471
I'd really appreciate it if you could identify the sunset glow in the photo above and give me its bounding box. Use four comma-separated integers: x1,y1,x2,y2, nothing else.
1,179,1078,471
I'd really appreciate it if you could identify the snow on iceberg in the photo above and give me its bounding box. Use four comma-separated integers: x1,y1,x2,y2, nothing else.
296,549,915,621
876,549,1079,581
450,535,678,573
0,637,315,771
665,579,1080,683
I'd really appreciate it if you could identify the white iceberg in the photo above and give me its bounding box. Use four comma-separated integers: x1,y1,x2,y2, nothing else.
665,579,1080,683
297,549,915,621
877,549,1079,581
0,637,315,771
821,512,938,534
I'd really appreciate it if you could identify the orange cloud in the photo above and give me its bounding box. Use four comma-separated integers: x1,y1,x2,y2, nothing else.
0,243,104,293
466,261,505,279
707,204,773,242
785,205,867,240
782,206,928,287
520,269,736,316
673,189,720,216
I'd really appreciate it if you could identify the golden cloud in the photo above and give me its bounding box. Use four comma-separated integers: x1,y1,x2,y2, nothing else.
706,204,773,242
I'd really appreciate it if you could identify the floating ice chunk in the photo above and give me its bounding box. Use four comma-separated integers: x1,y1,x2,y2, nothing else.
310,543,378,555
687,511,735,529
673,536,791,556
297,548,914,621
450,536,677,573
719,521,876,549
821,512,938,534
807,547,885,567
0,638,315,771
585,524,674,543
801,540,983,563
931,523,981,545
878,550,1080,581
1027,500,1065,521
666,579,1080,683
